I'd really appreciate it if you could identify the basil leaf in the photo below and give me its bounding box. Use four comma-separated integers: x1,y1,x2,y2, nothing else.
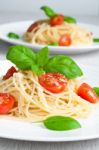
48,42,59,46
7,32,20,39
45,55,83,79
93,38,99,42
6,45,82,78
41,6,77,24
43,116,81,131
31,64,44,75
41,6,56,17
93,87,99,96
64,16,77,23
6,45,36,70
36,47,49,67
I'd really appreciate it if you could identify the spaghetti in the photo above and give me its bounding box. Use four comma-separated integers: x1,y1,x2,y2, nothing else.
24,20,93,46
0,71,92,122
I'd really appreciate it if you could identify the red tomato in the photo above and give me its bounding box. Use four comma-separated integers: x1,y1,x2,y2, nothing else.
0,93,15,114
27,22,39,32
78,83,99,103
39,73,67,93
50,15,64,26
59,34,72,46
3,66,17,80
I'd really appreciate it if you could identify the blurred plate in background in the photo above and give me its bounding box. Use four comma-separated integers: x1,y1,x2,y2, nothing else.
0,21,99,54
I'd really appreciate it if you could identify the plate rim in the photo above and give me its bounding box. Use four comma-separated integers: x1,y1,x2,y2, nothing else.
0,131,99,142
0,20,99,54
0,60,99,142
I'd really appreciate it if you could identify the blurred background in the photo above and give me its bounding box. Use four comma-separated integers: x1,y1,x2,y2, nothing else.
0,0,99,15
0,0,99,24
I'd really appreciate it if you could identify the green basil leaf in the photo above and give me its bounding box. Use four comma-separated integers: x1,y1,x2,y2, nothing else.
31,64,44,75
41,5,56,17
93,38,99,42
44,55,83,79
41,5,77,24
64,16,77,23
36,47,49,67
6,45,82,78
6,45,36,70
48,42,59,46
93,87,99,96
43,116,81,131
7,32,20,39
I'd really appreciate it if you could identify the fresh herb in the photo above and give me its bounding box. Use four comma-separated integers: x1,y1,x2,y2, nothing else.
7,32,20,39
7,45,36,70
6,45,83,78
64,16,76,24
41,6,56,17
44,55,83,79
36,47,49,67
43,116,81,131
31,63,44,75
93,38,99,42
41,5,76,24
6,45,47,75
93,87,99,96
48,42,59,46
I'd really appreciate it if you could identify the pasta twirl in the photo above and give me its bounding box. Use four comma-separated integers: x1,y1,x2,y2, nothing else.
24,21,93,46
0,71,92,122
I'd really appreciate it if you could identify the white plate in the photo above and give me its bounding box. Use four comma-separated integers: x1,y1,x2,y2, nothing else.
0,60,99,142
0,21,99,54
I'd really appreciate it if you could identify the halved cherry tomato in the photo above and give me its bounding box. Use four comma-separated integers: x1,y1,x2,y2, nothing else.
59,34,72,46
39,73,67,93
78,83,99,103
27,22,39,32
0,93,15,114
3,66,17,80
50,15,64,26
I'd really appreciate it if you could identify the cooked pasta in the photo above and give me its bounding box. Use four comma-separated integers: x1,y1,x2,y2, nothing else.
24,20,93,46
0,71,92,122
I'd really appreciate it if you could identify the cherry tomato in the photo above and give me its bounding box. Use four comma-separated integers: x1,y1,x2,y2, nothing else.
0,93,15,114
50,15,64,26
59,34,72,46
39,73,67,93
3,66,17,80
27,22,39,32
78,83,99,103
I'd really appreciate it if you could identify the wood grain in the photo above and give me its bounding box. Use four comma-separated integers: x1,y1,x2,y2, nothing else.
0,138,99,150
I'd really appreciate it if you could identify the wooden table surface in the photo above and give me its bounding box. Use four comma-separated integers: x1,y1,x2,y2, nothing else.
0,13,99,150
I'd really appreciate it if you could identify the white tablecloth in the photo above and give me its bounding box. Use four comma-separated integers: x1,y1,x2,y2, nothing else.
0,13,99,150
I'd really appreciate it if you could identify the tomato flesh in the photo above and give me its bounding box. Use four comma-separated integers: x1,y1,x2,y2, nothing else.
27,22,39,32
3,66,17,80
50,15,64,26
0,93,15,114
59,34,72,46
39,73,67,93
78,83,99,103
